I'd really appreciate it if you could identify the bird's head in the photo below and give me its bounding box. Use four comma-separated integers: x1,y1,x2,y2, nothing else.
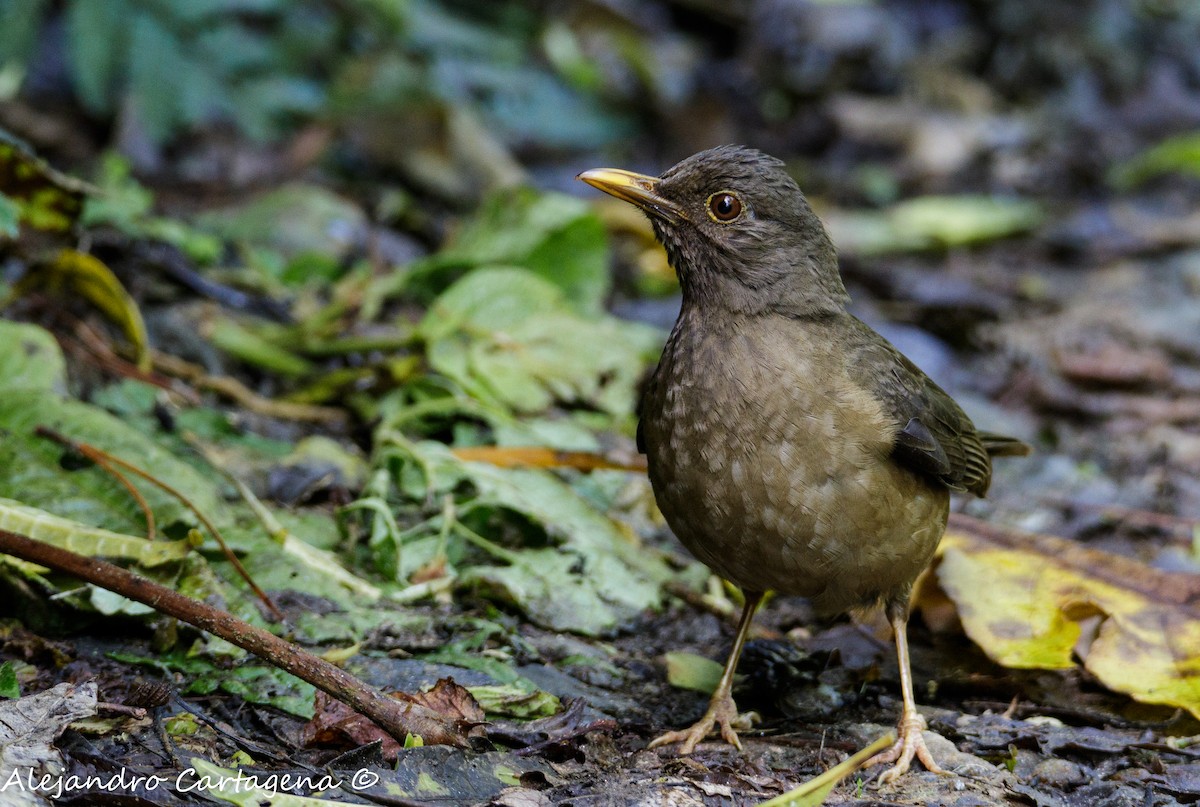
578,145,849,317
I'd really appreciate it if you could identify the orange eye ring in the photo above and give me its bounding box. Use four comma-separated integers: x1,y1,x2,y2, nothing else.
707,191,743,222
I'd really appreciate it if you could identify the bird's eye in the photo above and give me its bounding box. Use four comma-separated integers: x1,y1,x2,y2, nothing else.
707,192,743,222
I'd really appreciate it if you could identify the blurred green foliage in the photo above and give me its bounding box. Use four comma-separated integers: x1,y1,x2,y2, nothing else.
0,0,627,149
1109,131,1200,189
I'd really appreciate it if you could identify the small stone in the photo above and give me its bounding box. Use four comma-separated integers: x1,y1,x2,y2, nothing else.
1030,757,1087,787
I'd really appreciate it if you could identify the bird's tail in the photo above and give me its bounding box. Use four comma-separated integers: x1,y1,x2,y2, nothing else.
979,432,1032,458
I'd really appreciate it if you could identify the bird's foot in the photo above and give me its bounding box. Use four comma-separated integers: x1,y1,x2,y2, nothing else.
865,711,949,785
648,693,758,754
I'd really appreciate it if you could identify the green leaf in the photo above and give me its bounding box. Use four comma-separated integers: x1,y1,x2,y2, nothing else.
420,267,659,416
0,191,20,239
827,195,1043,256
82,154,222,262
65,0,129,114
81,154,154,229
437,189,611,311
467,684,560,719
449,450,674,635
208,317,314,376
0,0,49,82
0,661,20,699
889,195,1043,247
0,498,192,567
1109,131,1200,189
194,183,367,264
0,320,66,392
113,652,315,718
13,250,151,371
0,391,218,536
664,651,723,694
0,134,89,232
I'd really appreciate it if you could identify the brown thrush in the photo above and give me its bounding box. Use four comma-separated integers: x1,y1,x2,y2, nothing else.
578,146,1028,782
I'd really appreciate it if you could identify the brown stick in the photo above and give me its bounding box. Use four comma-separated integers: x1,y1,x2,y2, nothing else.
0,528,469,748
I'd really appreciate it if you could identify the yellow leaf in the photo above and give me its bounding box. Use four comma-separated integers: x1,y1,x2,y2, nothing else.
450,445,647,472
0,136,91,235
936,515,1200,718
758,732,894,807
14,250,151,371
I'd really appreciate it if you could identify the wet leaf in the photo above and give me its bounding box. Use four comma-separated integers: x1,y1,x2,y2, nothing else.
420,267,660,416
935,516,1200,718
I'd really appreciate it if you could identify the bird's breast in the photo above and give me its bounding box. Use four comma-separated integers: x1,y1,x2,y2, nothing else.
642,312,948,612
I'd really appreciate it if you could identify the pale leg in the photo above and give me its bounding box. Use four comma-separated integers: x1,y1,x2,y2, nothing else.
649,590,764,754
865,606,949,783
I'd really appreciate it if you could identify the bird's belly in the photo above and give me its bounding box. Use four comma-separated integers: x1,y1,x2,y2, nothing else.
644,351,949,613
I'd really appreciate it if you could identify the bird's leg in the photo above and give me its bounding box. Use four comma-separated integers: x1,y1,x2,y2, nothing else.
649,590,764,754
865,604,949,784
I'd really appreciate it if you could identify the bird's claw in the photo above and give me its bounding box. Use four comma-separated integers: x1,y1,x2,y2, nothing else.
648,694,758,754
865,712,949,785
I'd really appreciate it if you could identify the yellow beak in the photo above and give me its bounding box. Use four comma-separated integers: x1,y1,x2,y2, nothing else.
576,168,687,223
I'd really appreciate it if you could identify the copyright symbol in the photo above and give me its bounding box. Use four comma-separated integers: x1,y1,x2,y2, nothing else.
351,769,379,789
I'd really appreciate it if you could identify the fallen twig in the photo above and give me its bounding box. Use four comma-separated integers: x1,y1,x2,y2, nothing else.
0,527,473,748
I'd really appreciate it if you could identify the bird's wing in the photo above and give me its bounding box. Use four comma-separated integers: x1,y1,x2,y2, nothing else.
844,318,994,497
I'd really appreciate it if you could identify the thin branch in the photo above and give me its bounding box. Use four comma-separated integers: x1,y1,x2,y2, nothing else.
0,527,471,748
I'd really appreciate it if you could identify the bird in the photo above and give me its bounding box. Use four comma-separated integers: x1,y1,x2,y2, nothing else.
577,146,1028,783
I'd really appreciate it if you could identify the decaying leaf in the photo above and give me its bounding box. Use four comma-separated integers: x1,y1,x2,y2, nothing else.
934,515,1200,718
303,678,485,759
406,677,487,724
0,682,98,791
